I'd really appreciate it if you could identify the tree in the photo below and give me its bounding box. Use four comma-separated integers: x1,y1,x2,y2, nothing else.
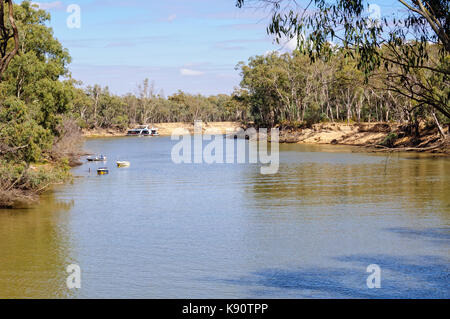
0,96,51,162
0,1,78,206
0,0,19,79
236,0,449,119
137,78,156,124
1,1,73,133
0,1,75,162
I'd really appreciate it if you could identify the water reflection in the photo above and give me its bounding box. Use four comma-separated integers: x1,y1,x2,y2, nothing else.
0,194,76,299
247,148,450,214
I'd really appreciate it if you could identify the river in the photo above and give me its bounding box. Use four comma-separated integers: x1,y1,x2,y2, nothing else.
0,136,449,298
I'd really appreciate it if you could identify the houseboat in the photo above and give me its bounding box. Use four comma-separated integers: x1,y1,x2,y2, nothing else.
127,125,159,136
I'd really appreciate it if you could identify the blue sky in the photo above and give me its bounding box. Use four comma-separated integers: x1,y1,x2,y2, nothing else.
30,0,403,96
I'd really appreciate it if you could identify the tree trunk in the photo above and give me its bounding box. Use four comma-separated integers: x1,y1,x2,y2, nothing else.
432,111,446,141
0,1,20,80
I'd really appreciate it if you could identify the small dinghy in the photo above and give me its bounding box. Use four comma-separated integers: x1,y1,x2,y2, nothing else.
97,167,109,175
116,161,130,168
87,154,107,162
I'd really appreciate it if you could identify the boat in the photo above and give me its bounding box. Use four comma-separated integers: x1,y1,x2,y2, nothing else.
97,167,109,175
150,127,159,136
127,125,149,136
87,154,107,162
127,125,159,136
116,161,130,167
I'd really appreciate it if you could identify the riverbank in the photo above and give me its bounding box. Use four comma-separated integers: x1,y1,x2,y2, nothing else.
82,122,243,137
83,121,449,154
0,144,88,209
0,160,72,209
278,122,449,154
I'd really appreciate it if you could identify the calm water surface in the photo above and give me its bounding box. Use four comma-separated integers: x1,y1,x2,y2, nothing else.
0,137,449,298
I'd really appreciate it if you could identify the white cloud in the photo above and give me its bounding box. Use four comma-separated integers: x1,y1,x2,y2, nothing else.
180,68,204,76
285,36,298,51
32,1,64,10
264,50,278,55
167,14,177,22
279,33,307,52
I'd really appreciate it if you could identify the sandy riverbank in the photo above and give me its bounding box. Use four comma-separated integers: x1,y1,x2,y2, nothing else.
279,122,449,154
278,122,390,144
82,121,449,154
82,121,243,137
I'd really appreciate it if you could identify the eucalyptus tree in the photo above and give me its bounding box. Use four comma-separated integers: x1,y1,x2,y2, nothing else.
0,0,19,79
1,1,74,161
137,78,157,124
0,1,77,205
236,0,449,120
238,54,281,126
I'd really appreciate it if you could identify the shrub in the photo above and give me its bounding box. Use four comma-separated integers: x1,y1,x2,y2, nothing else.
380,133,398,148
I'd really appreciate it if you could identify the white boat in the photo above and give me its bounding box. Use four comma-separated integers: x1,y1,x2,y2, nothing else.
127,125,159,136
150,127,159,136
116,161,130,167
87,154,107,162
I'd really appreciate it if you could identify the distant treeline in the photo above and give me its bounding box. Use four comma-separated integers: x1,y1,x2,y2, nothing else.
72,44,448,135
72,81,247,129
236,45,448,132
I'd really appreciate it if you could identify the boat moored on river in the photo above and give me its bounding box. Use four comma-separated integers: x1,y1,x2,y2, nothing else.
127,125,159,136
117,161,130,167
97,167,109,175
87,154,107,162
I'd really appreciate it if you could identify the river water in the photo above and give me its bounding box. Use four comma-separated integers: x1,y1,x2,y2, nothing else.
0,136,449,298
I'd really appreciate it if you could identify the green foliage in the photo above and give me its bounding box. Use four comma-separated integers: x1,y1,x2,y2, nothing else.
32,79,74,133
0,96,52,162
0,2,77,206
236,0,450,119
25,159,71,190
0,158,71,207
1,1,73,133
380,133,398,148
235,44,447,128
